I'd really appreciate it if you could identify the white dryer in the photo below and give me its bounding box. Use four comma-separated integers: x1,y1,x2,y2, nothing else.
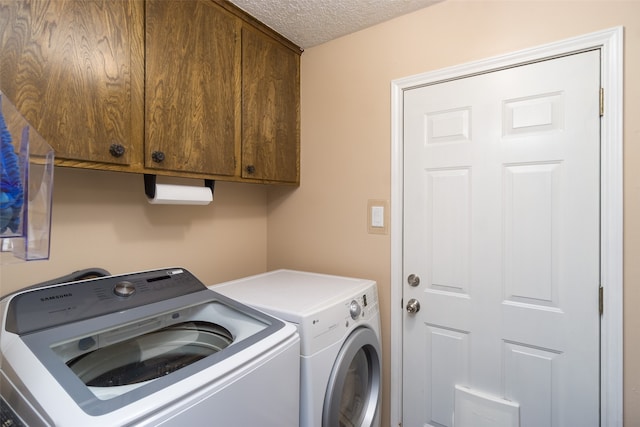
213,269,382,427
0,268,300,427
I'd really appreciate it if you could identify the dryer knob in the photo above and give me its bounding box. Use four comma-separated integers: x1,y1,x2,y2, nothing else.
349,300,362,320
114,281,136,298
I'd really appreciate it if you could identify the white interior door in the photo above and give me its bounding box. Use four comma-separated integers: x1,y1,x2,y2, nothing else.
402,50,601,427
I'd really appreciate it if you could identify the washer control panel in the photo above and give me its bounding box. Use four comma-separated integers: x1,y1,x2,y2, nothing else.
4,268,206,335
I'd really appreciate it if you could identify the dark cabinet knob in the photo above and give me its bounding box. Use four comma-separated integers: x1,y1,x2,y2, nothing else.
109,143,125,158
151,151,165,163
245,165,256,174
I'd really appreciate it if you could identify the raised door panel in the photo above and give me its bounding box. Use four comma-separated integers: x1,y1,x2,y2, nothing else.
0,0,139,166
145,0,239,176
241,26,299,183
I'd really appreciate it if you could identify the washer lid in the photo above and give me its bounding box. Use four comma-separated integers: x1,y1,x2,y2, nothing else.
66,320,234,388
6,268,291,417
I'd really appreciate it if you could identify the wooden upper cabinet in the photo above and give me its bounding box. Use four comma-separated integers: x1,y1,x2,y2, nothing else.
145,0,240,176
241,26,300,183
0,0,140,166
1,0,300,183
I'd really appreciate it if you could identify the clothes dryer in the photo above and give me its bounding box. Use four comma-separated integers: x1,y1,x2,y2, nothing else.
0,268,300,427
213,269,382,427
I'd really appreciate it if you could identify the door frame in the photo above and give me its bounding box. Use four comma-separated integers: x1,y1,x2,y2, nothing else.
390,27,623,427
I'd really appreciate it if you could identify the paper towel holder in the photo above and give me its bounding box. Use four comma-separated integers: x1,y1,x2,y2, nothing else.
144,174,215,200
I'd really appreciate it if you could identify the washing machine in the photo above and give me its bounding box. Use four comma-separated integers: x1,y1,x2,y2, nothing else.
212,269,382,427
0,268,300,427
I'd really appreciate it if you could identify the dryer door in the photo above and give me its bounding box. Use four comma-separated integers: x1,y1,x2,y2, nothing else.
323,327,382,427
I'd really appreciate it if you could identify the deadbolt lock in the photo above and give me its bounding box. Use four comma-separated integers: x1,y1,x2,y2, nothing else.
407,274,420,287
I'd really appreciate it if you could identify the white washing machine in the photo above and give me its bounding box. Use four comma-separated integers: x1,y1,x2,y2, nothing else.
0,268,300,427
212,269,382,427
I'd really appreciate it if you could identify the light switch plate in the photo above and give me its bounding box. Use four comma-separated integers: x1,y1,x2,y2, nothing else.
367,199,389,235
371,206,384,227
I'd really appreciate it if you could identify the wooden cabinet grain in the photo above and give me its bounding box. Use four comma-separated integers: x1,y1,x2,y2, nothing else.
0,0,301,184
145,0,239,177
242,25,300,183
0,0,143,168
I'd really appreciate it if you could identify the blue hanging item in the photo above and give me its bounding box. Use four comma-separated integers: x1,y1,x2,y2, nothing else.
0,95,24,234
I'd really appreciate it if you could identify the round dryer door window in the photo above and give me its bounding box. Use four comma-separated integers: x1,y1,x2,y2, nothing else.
67,321,233,387
323,327,382,427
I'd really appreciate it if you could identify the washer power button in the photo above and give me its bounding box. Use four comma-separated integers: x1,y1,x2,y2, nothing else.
114,281,136,298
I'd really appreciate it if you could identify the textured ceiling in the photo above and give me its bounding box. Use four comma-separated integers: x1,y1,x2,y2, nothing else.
227,0,440,49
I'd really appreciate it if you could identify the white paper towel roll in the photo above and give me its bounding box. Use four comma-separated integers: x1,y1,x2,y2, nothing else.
147,183,213,205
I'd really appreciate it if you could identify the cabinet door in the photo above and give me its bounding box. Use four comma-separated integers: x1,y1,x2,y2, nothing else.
242,26,300,183
145,0,239,176
0,0,138,165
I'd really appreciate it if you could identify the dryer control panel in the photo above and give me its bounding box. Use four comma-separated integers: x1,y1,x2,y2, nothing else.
304,284,379,356
345,287,378,324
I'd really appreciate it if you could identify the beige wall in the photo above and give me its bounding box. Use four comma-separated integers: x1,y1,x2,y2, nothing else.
1,168,269,294
267,1,640,425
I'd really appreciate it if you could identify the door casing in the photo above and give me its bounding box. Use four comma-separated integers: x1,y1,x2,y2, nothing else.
390,27,623,427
